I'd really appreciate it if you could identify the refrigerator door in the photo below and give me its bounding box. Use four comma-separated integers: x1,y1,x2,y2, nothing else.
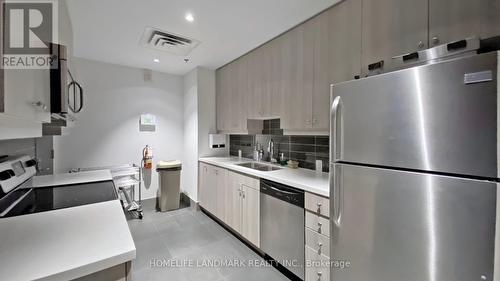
330,52,498,178
329,163,497,281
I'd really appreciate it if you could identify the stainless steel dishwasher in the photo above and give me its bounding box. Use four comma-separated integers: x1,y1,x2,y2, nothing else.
260,179,305,280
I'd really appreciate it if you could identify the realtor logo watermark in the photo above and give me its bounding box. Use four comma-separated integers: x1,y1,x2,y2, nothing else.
2,0,58,69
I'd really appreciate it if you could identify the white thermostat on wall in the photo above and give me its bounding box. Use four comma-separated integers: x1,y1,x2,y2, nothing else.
140,113,156,132
209,134,226,149
140,114,156,125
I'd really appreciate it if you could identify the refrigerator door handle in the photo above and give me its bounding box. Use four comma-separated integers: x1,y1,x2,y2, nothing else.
332,164,343,226
330,94,343,162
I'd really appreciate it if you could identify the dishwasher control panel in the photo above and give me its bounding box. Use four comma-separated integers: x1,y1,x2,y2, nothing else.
260,179,304,208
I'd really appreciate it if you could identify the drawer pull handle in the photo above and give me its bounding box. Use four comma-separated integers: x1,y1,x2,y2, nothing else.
317,271,323,280
317,202,322,213
318,242,323,255
317,222,322,233
368,60,384,71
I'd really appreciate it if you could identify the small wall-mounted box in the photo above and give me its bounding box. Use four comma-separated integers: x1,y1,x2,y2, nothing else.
209,134,226,149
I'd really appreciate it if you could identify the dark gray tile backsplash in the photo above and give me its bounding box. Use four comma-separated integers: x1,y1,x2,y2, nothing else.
230,134,330,173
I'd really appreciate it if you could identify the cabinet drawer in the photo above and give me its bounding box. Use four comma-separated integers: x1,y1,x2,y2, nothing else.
305,227,330,258
305,192,329,218
305,211,330,237
305,246,330,281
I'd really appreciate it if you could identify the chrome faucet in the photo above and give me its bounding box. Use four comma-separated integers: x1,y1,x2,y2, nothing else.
268,139,276,163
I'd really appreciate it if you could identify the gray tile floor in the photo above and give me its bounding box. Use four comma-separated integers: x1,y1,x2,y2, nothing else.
126,199,290,281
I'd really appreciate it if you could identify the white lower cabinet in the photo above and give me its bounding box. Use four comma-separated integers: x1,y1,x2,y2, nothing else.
305,246,330,281
198,163,260,247
305,211,330,237
241,183,260,247
214,167,227,220
198,164,226,217
305,192,330,281
225,170,260,247
198,163,209,210
73,262,131,281
305,227,330,258
226,171,243,232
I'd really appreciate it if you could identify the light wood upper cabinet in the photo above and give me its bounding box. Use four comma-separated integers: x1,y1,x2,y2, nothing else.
246,45,273,119
429,0,483,46
282,0,362,133
268,37,283,119
311,0,362,132
216,57,248,133
280,25,313,131
228,57,248,131
216,0,500,134
429,0,500,46
327,0,362,84
310,12,330,132
216,67,230,132
361,0,428,73
481,0,500,39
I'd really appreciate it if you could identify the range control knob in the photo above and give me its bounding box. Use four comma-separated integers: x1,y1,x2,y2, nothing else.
25,159,37,168
0,170,14,181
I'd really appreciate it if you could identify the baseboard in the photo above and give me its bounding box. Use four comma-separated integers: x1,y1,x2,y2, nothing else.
180,192,200,210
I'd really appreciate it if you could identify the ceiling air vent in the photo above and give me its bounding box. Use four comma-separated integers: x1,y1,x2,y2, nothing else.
140,27,200,56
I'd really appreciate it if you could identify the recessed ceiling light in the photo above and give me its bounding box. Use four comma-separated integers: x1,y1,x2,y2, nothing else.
185,13,194,22
153,58,160,63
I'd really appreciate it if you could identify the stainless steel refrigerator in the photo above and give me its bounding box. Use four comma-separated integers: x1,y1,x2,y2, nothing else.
329,51,499,281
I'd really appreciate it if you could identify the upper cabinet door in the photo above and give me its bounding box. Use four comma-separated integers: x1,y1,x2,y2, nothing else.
215,68,229,132
328,0,362,84
280,25,313,131
229,57,248,131
310,12,330,132
312,0,362,132
4,69,51,123
246,46,269,119
429,0,482,47
480,0,500,39
361,0,428,74
267,37,282,119
0,2,4,114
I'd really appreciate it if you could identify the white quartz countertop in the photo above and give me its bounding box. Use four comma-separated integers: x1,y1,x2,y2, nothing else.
199,157,329,197
32,170,113,187
0,200,136,281
0,169,135,281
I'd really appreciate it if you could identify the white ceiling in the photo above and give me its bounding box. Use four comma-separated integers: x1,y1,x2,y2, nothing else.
65,0,339,75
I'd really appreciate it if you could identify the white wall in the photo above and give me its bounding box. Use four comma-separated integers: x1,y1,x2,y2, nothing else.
182,69,199,201
54,58,184,200
198,67,229,157
181,67,228,202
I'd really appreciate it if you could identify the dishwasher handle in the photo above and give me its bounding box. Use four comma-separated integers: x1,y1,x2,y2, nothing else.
260,180,304,208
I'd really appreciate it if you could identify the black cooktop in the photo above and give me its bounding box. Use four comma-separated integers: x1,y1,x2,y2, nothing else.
1,180,118,218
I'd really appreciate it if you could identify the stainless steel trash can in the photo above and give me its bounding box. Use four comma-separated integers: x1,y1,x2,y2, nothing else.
156,160,182,212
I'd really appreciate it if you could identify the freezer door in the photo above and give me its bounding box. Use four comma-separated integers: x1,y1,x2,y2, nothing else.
329,163,496,281
330,52,498,178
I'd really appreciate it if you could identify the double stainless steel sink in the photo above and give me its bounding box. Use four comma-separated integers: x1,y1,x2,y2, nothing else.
236,162,282,172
